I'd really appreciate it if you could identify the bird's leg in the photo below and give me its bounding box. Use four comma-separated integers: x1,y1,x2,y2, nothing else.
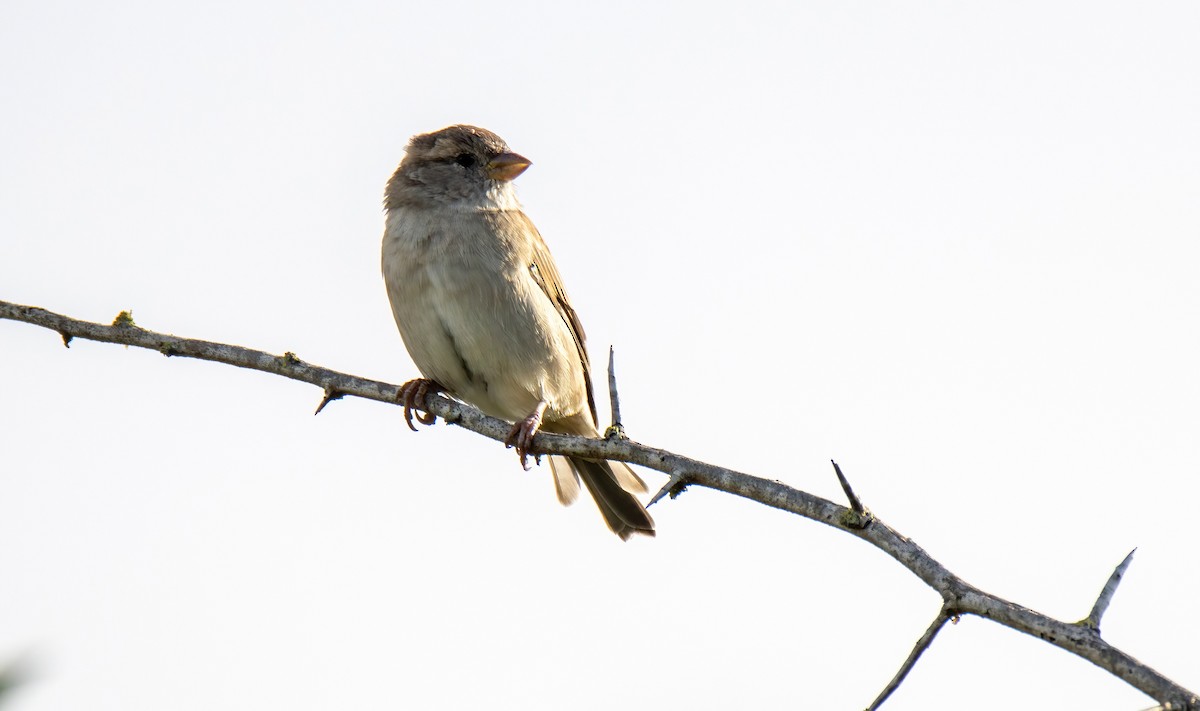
505,401,548,470
396,378,444,431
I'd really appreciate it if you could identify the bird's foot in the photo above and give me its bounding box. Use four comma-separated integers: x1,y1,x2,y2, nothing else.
505,403,548,470
396,378,443,431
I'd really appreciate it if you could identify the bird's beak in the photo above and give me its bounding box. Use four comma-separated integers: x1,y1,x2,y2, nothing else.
486,152,531,182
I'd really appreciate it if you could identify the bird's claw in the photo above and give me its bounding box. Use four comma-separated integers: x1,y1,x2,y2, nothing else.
396,378,442,431
505,411,545,470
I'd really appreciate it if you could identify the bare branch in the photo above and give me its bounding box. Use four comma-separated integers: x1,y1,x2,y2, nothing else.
2,298,1196,709
1082,548,1137,631
867,607,955,710
1,300,399,405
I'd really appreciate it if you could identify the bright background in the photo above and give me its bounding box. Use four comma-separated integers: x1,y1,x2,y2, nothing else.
2,2,1198,709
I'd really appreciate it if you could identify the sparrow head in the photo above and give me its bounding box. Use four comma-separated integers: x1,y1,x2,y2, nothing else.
385,125,531,211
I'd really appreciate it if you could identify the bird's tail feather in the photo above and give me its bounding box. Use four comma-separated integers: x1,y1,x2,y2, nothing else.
564,456,655,540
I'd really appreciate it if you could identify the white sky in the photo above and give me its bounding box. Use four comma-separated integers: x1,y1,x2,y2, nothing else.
2,1,1198,709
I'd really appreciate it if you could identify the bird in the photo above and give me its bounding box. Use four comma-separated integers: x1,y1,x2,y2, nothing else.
381,124,655,540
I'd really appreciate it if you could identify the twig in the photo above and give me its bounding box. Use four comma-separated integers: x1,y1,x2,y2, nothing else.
867,607,955,710
1082,549,1137,631
0,300,398,404
2,298,1196,709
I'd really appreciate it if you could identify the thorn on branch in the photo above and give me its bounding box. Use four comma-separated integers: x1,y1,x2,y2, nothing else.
832,460,872,528
648,469,689,507
1081,548,1136,631
314,387,343,415
607,346,623,433
59,331,72,348
867,606,955,710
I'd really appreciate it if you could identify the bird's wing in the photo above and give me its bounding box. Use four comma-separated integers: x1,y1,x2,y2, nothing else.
515,211,599,428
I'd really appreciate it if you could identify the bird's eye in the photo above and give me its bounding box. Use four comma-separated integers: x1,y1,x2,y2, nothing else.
454,153,477,168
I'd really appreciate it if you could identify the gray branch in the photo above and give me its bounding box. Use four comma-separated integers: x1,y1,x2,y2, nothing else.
2,299,1197,710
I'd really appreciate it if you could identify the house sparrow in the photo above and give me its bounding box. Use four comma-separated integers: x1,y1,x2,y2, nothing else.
381,125,655,540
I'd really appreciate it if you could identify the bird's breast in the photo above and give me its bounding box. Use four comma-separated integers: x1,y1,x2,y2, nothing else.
382,207,587,424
